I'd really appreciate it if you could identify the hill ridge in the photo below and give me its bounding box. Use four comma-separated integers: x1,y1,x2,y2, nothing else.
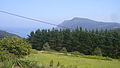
0,30,19,38
57,17,120,30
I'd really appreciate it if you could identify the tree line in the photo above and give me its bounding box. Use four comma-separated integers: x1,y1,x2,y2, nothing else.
28,28,120,58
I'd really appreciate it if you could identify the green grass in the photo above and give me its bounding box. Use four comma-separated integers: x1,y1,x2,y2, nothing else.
23,51,120,68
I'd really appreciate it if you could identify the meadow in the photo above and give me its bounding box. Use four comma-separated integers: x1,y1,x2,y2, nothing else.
23,51,120,68
0,37,120,68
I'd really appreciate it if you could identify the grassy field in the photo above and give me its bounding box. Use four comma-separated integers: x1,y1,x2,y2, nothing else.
23,51,120,68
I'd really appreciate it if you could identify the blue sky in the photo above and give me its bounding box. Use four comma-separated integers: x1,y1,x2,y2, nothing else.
0,0,120,37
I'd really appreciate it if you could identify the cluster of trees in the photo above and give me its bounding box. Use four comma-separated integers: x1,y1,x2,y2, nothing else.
28,28,120,58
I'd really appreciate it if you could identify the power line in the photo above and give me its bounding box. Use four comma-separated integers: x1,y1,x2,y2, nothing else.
0,10,120,40
0,10,70,29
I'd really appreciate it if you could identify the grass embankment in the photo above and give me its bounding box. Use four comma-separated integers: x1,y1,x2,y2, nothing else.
23,51,120,68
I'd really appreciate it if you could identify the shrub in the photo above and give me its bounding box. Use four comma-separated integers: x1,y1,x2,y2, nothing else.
0,51,15,62
49,60,54,67
57,61,60,67
0,36,32,57
60,47,67,53
93,47,102,56
42,42,51,51
0,59,40,68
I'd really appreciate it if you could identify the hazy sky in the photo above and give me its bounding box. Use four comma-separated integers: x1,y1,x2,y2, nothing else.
0,0,120,23
0,0,120,37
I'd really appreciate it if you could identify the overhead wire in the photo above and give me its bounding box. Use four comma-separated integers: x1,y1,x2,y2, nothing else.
0,10,120,40
0,10,70,29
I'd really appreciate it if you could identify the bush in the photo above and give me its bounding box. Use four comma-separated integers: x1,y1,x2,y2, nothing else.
0,36,32,57
60,47,67,53
93,47,102,56
0,51,15,62
42,42,51,51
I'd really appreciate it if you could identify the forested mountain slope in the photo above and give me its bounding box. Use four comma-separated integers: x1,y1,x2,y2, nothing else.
0,30,19,38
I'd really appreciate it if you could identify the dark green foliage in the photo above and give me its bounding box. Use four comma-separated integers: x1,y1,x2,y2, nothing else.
0,36,32,57
111,28,120,34
28,28,120,58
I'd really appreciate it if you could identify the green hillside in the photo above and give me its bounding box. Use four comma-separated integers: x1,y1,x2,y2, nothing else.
23,51,120,68
0,30,19,38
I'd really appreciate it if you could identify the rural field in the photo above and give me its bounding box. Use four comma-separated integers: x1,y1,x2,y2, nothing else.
23,51,120,68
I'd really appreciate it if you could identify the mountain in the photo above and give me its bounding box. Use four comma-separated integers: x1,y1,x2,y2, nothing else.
57,17,120,30
0,30,19,38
